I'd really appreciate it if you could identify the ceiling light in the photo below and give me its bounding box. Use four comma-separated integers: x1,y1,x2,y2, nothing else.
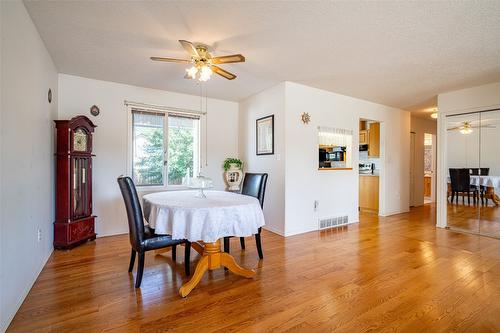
430,113,438,119
460,127,473,135
186,66,198,79
198,65,213,82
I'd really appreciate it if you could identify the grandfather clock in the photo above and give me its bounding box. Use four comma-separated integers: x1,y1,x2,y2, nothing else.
54,116,97,249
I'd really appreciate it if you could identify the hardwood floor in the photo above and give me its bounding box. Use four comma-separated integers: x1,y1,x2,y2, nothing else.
448,201,500,238
8,204,500,332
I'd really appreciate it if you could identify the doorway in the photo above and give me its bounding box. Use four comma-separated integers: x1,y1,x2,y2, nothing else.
424,133,436,204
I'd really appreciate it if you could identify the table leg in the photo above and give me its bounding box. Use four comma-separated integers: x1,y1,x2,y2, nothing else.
485,186,499,206
190,242,204,256
179,239,256,297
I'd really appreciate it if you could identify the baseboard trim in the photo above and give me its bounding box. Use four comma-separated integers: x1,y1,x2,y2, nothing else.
262,225,285,237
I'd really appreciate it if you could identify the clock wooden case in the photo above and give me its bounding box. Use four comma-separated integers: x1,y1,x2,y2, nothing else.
54,116,97,249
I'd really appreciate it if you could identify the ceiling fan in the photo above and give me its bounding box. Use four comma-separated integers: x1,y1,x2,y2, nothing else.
151,40,245,81
447,121,496,135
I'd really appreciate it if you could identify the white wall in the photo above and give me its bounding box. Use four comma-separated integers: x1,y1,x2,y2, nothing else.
0,2,59,331
58,74,239,237
410,116,437,206
239,83,286,235
239,82,410,237
437,81,500,228
284,82,410,236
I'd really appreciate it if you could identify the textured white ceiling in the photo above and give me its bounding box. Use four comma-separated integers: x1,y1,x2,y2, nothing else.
24,1,500,111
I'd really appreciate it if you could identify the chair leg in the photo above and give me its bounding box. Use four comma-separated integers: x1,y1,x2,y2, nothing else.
172,245,177,261
450,191,454,203
223,237,230,254
255,229,263,260
135,252,145,288
240,237,246,250
184,242,191,276
468,192,470,205
128,249,136,273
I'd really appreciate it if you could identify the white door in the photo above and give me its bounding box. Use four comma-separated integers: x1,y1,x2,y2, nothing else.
410,132,416,206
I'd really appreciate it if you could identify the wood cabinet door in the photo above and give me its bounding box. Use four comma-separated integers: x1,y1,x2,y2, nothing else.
359,176,379,213
359,131,368,145
368,123,380,157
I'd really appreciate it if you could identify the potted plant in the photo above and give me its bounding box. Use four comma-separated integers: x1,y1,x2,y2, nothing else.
223,158,244,191
223,158,243,172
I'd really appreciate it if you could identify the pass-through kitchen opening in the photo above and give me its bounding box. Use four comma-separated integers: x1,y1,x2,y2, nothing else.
359,119,381,215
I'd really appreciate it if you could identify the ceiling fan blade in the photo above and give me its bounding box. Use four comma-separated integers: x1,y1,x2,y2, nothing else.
184,73,193,80
447,126,461,131
179,40,199,57
211,54,245,64
471,125,497,129
150,57,191,64
211,65,236,80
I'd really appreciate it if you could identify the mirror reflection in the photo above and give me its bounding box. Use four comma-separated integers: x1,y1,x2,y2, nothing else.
446,110,500,238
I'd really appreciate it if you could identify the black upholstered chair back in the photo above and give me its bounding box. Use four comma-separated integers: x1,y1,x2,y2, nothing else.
241,173,268,208
470,168,489,176
449,168,471,192
117,176,145,251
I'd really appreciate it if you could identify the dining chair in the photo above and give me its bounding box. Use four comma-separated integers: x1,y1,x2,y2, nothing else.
117,176,191,288
469,168,490,205
223,173,268,259
449,168,478,205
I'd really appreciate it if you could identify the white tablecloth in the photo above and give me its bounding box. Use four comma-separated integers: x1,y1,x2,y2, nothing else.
470,175,500,188
142,190,265,243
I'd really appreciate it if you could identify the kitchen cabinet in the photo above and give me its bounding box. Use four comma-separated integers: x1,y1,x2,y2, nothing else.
359,130,368,145
424,175,431,197
368,122,380,157
359,175,379,214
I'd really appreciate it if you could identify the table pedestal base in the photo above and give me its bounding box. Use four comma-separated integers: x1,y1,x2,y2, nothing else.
179,239,255,297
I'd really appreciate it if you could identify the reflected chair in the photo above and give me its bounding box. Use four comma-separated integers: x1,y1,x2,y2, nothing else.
449,168,478,205
223,173,268,259
472,168,490,205
117,176,191,288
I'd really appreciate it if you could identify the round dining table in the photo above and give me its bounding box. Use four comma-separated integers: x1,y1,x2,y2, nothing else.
142,190,265,297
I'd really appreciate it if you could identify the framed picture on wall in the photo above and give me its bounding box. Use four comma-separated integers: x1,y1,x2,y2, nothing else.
256,115,274,155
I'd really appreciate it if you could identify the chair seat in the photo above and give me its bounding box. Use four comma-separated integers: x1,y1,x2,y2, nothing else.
141,226,184,251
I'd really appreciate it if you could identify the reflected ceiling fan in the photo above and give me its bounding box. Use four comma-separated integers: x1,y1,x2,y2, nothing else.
447,121,496,135
151,40,245,81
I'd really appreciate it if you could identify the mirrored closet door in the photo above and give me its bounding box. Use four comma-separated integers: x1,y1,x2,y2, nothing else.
446,109,500,238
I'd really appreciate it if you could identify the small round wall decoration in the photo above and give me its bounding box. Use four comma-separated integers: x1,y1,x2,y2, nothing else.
90,105,100,117
301,112,311,124
48,89,52,103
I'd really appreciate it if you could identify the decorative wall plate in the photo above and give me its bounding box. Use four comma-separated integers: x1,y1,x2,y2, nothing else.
90,105,100,117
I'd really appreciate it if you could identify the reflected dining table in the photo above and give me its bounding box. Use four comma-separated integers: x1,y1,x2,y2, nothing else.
447,175,500,205
142,190,265,297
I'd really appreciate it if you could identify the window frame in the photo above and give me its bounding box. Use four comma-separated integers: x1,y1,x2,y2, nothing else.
126,104,202,191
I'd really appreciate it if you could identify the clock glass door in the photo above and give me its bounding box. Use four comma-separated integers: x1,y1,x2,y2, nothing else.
72,157,90,219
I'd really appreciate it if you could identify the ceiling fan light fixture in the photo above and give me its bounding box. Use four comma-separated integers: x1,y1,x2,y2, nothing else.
431,112,438,119
198,65,213,82
186,66,198,79
460,127,473,135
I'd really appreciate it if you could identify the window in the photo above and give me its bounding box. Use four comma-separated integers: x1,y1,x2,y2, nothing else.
131,109,200,187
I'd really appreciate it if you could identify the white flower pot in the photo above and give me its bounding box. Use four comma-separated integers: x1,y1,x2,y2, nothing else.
225,163,243,191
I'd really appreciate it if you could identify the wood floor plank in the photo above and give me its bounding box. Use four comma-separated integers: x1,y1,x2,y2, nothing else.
6,204,500,332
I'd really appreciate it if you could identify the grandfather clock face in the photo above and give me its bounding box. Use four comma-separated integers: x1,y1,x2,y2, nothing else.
73,128,88,152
